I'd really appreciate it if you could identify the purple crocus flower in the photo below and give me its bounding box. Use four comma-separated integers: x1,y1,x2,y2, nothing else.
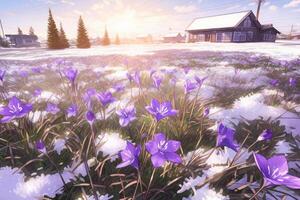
46,103,60,115
257,129,272,141
269,79,279,87
126,72,133,82
36,140,46,154
183,67,191,74
133,71,141,86
253,153,300,189
152,75,163,90
31,67,42,73
116,105,136,127
194,76,207,88
150,69,156,77
63,67,78,83
113,83,125,93
0,96,32,123
146,133,182,168
34,88,43,97
117,141,141,169
0,69,5,82
217,123,239,152
83,88,96,108
86,110,95,124
66,104,77,118
184,79,197,94
204,107,210,117
19,70,29,78
145,99,178,121
97,91,115,107
289,77,296,87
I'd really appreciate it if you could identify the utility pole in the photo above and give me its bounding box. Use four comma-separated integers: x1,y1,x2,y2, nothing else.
289,24,294,40
256,0,265,20
0,19,5,38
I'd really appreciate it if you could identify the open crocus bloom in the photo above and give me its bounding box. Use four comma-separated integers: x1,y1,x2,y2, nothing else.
254,153,300,189
146,133,182,168
145,99,178,122
117,141,141,169
0,96,32,123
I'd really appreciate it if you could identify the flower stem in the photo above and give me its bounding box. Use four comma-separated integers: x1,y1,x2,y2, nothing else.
249,185,265,200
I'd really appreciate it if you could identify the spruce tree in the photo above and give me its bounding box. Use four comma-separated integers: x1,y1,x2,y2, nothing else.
115,34,120,45
102,26,110,46
47,9,61,49
29,27,35,35
59,23,70,48
18,27,23,35
76,16,90,48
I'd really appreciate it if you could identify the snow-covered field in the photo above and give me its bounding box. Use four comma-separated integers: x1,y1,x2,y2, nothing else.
0,42,299,200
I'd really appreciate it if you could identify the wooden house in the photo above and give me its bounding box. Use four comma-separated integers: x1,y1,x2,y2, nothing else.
186,10,280,43
5,34,40,47
163,33,185,43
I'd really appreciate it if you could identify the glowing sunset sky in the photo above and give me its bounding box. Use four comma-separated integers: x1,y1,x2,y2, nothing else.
0,0,300,39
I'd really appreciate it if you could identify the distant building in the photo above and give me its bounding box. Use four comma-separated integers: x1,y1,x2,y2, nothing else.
186,10,280,43
136,34,153,43
163,33,185,43
5,34,40,47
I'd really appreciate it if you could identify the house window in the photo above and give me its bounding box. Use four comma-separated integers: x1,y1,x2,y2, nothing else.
244,17,251,27
233,32,241,41
247,31,253,41
216,33,222,42
198,34,205,41
222,32,232,42
233,31,247,42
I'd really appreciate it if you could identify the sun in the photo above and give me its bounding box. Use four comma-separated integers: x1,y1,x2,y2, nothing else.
109,10,138,37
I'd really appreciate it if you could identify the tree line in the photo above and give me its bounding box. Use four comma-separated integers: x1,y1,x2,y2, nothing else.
47,9,119,49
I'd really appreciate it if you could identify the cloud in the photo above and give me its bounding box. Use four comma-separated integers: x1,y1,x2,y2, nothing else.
263,2,271,6
61,0,75,6
174,5,197,13
269,5,278,11
284,0,300,8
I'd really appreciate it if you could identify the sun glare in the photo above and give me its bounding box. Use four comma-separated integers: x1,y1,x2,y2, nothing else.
109,10,137,37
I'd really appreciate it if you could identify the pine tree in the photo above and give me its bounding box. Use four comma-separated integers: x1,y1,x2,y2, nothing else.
102,26,110,46
29,27,35,35
18,27,23,35
47,9,61,49
115,34,120,45
59,23,70,48
76,16,90,48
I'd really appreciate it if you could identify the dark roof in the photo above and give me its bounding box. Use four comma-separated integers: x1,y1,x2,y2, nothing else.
5,34,38,40
261,24,280,34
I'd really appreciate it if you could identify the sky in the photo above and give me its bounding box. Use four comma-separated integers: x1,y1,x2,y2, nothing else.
0,0,300,40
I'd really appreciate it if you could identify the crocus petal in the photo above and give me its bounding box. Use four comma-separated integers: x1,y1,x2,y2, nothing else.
253,153,270,178
145,141,159,155
0,116,15,123
165,140,181,152
116,160,132,169
165,152,182,164
0,107,11,116
154,133,166,143
151,153,166,168
277,175,300,189
268,155,288,177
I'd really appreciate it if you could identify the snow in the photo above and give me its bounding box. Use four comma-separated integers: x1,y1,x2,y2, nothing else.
96,132,127,161
182,184,229,200
186,11,250,31
1,41,300,61
53,138,66,155
209,93,300,136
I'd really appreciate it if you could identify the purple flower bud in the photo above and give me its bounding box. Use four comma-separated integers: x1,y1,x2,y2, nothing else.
269,79,279,87
204,107,210,117
289,77,296,87
86,110,96,124
63,67,78,83
66,104,77,118
184,79,197,94
0,69,6,82
152,75,163,90
34,88,43,97
36,140,46,154
257,129,272,141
